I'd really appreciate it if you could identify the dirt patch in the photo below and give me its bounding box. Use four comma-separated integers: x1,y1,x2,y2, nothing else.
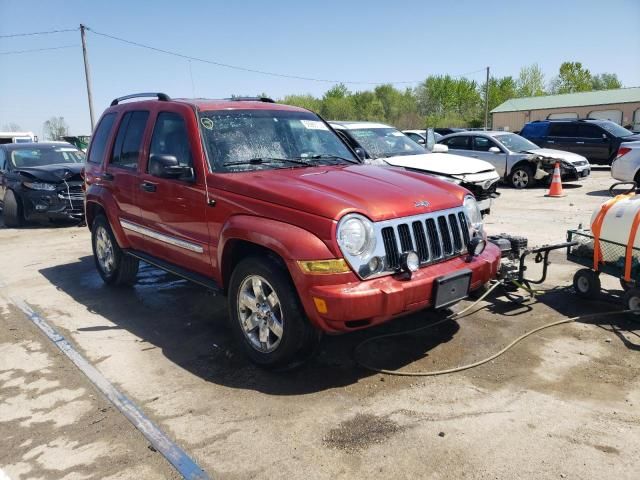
323,414,403,453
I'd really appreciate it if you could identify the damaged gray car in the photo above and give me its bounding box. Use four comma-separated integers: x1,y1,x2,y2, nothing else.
0,142,85,227
439,131,591,189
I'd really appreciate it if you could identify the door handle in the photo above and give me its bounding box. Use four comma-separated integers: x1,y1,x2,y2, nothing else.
140,181,157,192
576,141,585,144
102,172,114,181
547,140,555,144
471,155,479,158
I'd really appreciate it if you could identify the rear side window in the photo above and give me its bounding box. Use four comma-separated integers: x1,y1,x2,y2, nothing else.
549,123,578,137
87,113,116,164
149,112,193,168
443,136,471,150
110,111,149,169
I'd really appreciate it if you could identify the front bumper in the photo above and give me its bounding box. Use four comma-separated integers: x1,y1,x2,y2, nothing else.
21,188,84,220
543,162,590,181
295,242,501,333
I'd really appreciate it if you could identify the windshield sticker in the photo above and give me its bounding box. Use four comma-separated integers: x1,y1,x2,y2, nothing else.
200,117,214,130
300,120,328,130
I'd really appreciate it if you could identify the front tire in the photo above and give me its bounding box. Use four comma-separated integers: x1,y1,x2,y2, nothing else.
228,255,316,368
2,190,24,228
573,268,601,299
509,165,534,189
91,215,139,286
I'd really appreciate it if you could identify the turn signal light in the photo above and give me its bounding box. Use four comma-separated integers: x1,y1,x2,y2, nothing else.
297,259,350,275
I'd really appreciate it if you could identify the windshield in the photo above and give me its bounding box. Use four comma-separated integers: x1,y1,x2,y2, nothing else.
494,133,539,153
348,127,425,159
10,146,85,168
598,121,634,137
200,109,356,172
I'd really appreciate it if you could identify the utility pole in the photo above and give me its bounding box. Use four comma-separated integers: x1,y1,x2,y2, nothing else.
484,66,490,131
80,24,96,131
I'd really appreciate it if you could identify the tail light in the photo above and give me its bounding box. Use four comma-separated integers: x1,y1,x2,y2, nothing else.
615,147,632,160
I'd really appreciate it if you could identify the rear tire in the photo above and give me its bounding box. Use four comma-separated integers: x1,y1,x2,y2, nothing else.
623,288,640,320
2,190,24,228
509,164,535,189
228,255,316,368
573,268,601,299
91,215,139,286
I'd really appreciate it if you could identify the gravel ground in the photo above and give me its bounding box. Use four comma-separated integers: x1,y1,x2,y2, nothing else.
1,167,638,479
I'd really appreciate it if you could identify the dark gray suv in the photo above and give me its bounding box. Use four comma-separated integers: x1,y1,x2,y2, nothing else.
520,119,640,164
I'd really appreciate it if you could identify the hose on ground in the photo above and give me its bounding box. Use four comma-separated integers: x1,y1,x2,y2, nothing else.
353,280,632,377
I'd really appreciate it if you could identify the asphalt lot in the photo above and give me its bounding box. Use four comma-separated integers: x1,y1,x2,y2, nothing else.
1,167,639,479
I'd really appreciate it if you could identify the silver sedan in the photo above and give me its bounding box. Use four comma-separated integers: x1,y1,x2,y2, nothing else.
439,131,591,189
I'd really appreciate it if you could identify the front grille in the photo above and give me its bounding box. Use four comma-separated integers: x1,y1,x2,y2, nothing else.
57,182,84,202
381,208,469,270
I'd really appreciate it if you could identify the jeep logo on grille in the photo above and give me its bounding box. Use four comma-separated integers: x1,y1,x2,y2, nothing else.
414,200,430,208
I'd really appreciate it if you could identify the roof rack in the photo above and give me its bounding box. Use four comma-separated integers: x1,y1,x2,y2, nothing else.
110,92,170,106
225,96,275,103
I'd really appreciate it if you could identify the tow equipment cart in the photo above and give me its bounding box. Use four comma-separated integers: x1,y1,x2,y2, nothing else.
567,182,640,313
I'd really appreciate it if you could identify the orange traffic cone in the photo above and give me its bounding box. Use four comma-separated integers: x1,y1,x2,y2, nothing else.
545,162,566,198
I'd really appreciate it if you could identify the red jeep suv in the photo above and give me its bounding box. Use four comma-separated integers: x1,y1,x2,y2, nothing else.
84,93,501,366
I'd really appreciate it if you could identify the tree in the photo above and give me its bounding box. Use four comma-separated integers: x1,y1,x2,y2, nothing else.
415,75,481,126
2,123,22,132
482,76,517,113
281,94,323,112
591,73,622,91
43,116,69,140
550,61,592,94
516,64,546,97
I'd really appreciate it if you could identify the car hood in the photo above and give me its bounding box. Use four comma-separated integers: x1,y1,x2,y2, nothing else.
15,163,83,182
524,148,589,164
382,152,497,175
215,165,467,221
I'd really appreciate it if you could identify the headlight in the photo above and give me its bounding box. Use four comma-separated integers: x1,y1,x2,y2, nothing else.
337,213,375,258
23,181,57,191
463,195,483,229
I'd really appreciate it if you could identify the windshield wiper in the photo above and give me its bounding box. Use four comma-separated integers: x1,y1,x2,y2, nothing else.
304,154,358,164
223,157,311,167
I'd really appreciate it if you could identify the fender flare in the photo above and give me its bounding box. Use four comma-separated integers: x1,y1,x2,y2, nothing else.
85,187,131,249
217,215,337,287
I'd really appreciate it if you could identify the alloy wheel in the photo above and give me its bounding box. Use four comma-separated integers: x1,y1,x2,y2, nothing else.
513,170,529,188
237,275,284,353
95,226,115,274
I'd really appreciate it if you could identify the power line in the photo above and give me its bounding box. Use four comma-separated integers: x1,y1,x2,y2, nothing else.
0,45,79,55
0,28,78,38
87,27,483,86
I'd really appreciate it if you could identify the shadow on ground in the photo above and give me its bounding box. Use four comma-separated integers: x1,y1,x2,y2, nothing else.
39,256,461,395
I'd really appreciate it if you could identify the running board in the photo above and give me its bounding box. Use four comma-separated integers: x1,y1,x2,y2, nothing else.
125,250,222,292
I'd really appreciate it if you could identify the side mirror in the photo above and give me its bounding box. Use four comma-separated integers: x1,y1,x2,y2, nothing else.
417,138,425,145
489,146,501,153
354,147,367,161
149,154,192,179
432,144,448,153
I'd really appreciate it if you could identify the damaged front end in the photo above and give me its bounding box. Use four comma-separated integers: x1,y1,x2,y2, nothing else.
422,169,500,216
524,151,591,183
16,167,85,221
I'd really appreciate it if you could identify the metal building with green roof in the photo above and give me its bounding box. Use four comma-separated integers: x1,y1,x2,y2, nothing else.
491,87,640,132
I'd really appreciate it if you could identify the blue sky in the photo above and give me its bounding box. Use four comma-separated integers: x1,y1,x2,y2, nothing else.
1,0,639,136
